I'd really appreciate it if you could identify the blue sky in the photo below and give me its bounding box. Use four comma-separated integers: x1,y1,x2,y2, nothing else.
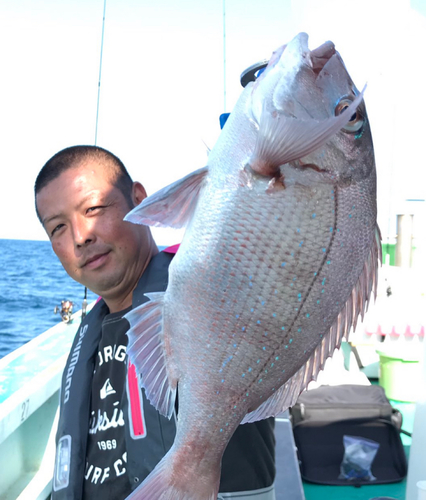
1,0,425,248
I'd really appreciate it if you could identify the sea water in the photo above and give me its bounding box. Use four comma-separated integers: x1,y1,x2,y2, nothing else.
0,239,98,359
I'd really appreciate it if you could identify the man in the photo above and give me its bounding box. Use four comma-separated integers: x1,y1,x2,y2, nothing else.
35,145,276,499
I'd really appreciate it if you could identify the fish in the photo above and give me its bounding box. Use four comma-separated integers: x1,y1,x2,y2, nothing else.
124,32,380,500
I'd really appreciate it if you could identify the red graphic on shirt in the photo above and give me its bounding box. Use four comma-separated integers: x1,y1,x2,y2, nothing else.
127,362,146,438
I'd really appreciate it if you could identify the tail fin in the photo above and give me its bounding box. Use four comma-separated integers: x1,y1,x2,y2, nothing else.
125,448,219,500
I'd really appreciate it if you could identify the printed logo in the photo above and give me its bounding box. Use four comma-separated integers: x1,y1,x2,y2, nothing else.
89,402,125,435
84,452,127,484
98,344,126,366
64,325,88,404
100,378,116,399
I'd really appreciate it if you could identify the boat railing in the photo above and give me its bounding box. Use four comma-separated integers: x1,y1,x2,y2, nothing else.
0,302,95,500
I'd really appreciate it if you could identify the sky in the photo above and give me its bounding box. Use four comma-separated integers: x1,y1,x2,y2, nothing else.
1,0,425,249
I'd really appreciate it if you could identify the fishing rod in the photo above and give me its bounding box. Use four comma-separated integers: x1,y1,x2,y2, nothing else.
94,0,107,146
223,0,226,112
82,0,107,321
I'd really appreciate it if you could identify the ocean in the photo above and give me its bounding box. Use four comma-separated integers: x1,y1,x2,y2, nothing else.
0,239,98,359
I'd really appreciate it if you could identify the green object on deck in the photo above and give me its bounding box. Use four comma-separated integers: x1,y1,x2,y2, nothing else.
376,346,422,403
382,243,396,266
303,475,407,500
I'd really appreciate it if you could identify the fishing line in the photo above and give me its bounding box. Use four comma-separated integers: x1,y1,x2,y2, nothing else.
223,0,226,112
82,0,107,320
94,0,107,146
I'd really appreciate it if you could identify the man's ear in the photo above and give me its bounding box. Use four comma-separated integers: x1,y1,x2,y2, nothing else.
131,182,147,207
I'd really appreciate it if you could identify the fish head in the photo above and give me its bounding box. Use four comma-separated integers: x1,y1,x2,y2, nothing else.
251,32,329,122
304,51,375,184
249,32,375,184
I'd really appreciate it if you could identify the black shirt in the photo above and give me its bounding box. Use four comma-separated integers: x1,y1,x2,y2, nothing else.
83,308,132,499
54,252,275,500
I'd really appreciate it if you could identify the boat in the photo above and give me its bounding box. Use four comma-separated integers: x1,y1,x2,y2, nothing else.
0,303,94,500
1,3,424,497
0,279,423,500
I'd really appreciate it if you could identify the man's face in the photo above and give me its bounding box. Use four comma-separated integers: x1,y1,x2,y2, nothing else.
36,160,154,308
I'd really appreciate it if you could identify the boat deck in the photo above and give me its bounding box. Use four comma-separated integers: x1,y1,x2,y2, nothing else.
275,394,415,500
303,462,408,500
0,304,418,500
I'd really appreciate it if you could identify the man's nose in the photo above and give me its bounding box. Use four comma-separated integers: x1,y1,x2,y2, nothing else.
72,217,95,247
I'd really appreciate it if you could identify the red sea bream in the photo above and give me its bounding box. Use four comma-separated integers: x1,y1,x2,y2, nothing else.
124,32,380,499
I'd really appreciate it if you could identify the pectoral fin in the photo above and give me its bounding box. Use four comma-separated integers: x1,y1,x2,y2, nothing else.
125,167,208,228
125,292,177,419
250,87,365,176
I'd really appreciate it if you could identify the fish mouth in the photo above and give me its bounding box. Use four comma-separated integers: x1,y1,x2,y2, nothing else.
288,33,337,75
242,35,337,88
310,40,336,75
273,34,337,76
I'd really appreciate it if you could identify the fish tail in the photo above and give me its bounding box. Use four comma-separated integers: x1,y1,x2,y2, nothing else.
125,447,220,500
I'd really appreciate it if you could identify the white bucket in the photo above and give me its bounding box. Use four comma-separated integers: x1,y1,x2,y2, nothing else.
405,340,426,500
417,481,426,500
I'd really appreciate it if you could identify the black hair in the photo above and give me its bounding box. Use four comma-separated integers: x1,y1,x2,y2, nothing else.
34,145,134,221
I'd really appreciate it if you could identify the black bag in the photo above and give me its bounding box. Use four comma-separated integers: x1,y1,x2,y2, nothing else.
290,385,408,485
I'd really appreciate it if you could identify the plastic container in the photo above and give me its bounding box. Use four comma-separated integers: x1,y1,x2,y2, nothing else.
406,338,426,500
376,346,422,402
417,481,426,500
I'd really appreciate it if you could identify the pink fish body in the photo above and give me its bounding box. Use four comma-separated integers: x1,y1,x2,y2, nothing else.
125,32,380,499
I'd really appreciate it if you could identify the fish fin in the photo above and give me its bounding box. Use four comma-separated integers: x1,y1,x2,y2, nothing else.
125,447,219,500
242,227,381,423
250,87,365,176
125,292,177,419
124,167,208,228
241,381,298,424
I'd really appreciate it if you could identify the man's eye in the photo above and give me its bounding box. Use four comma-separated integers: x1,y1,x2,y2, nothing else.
51,224,65,236
87,206,103,214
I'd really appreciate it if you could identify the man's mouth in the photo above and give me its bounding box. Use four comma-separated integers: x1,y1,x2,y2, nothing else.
82,251,111,269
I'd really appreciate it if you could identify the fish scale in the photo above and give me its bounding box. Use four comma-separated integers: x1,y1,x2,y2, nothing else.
164,183,340,414
124,32,379,499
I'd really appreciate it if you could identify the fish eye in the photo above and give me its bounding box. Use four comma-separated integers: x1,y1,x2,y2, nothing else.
335,98,364,133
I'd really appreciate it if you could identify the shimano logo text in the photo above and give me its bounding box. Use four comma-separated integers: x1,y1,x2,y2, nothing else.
64,325,88,404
